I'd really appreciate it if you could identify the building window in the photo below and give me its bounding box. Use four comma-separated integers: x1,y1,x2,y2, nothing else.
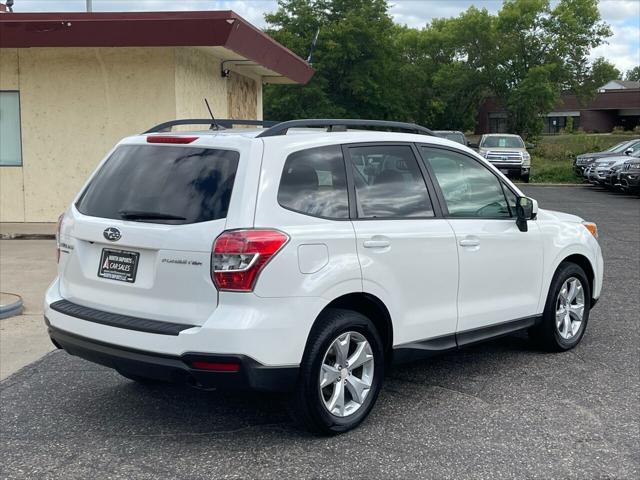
0,91,22,166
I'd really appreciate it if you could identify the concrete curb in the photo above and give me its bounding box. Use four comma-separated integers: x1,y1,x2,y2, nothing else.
0,293,24,320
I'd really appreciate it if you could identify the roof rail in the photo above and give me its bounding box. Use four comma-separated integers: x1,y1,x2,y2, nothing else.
256,119,435,138
143,119,280,134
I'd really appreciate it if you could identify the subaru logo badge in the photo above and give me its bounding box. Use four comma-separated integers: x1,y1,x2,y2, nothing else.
103,227,121,242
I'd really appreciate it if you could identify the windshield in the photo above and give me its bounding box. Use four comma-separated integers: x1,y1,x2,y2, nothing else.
76,145,240,224
607,141,629,152
480,136,525,149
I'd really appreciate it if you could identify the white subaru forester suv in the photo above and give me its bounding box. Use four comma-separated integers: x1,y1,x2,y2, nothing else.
46,119,603,434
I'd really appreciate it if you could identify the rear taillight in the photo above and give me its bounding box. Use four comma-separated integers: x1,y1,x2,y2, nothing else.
56,213,64,263
212,229,289,292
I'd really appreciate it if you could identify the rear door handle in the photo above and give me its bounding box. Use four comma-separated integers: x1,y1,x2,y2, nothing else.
459,238,480,247
363,238,390,249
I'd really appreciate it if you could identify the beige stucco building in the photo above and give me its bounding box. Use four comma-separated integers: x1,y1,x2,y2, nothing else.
0,11,313,222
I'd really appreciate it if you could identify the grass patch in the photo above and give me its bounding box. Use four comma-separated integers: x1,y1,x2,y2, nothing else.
529,156,582,184
531,133,633,162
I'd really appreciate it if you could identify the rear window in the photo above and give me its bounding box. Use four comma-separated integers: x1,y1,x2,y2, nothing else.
76,145,239,224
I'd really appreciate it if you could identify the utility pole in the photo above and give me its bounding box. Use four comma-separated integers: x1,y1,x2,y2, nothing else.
86,0,92,12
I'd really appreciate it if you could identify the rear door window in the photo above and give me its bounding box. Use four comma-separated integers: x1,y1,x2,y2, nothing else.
347,145,434,218
76,145,239,224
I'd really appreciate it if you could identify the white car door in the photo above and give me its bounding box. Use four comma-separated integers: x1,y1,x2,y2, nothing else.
345,144,459,350
418,146,544,342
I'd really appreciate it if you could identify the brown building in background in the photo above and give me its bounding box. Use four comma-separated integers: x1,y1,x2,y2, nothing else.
476,82,640,134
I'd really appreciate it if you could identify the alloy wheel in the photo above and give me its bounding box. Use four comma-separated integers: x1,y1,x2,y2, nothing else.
319,331,375,417
555,277,585,340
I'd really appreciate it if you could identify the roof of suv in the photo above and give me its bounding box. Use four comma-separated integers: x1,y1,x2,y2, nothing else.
133,128,469,150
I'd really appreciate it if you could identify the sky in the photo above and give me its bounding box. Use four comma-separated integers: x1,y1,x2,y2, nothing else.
9,0,640,73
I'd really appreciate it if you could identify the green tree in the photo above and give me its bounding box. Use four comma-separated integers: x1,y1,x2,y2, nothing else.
589,57,621,88
263,0,611,138
626,66,640,82
488,0,611,137
263,0,403,121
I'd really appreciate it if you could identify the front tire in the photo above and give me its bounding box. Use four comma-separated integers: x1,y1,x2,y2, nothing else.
530,262,590,351
289,308,384,434
521,172,530,183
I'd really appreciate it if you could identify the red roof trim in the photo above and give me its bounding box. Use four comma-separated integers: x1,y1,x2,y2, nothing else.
0,11,314,84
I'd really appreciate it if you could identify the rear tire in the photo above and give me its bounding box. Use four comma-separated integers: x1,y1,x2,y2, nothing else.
289,308,384,435
530,262,590,351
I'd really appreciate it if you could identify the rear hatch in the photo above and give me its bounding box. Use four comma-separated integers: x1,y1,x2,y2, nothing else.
58,143,240,326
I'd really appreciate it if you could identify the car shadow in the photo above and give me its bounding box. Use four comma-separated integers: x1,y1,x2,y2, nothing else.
49,332,543,438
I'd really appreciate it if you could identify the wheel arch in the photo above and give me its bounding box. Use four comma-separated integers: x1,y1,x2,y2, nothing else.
311,293,394,359
555,253,596,307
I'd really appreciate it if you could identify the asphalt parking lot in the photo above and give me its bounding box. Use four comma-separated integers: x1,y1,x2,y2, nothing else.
1,185,638,479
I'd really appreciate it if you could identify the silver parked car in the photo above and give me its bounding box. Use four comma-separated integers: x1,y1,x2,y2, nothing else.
587,153,638,186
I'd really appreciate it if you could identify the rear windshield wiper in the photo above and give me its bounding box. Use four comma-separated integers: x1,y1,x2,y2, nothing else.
118,210,186,221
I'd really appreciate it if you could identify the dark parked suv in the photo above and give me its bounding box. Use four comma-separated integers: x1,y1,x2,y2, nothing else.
574,139,640,175
620,156,640,193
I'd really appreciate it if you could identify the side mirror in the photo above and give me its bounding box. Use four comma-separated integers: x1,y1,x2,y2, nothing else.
624,148,633,155
516,196,535,232
526,142,535,149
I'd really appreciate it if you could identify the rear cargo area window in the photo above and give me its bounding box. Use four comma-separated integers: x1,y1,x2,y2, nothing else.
278,145,349,219
76,145,239,224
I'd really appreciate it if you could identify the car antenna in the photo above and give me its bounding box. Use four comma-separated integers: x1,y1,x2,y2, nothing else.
306,27,320,65
204,98,222,130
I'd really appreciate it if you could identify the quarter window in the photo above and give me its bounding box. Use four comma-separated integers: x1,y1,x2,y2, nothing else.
278,145,349,219
348,145,434,219
421,147,511,218
0,91,22,166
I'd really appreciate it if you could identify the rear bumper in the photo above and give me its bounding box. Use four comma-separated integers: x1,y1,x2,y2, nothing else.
47,322,299,392
45,278,324,367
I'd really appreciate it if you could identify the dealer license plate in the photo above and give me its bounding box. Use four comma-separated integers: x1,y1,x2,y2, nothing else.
98,248,139,283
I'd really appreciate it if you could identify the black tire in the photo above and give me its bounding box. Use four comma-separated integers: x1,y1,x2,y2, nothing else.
289,308,384,435
521,173,530,183
530,262,591,351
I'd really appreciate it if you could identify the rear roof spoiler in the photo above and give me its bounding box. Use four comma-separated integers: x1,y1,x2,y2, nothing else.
143,119,279,134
